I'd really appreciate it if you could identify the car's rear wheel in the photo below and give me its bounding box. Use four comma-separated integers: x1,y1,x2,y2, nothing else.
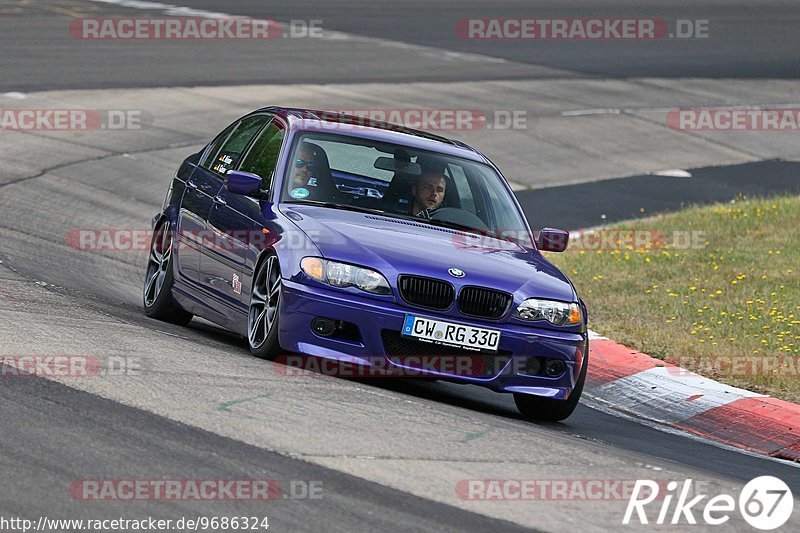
143,219,193,325
248,253,282,359
514,351,588,422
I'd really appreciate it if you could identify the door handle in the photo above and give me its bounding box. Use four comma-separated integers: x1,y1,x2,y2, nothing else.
186,179,197,189
213,195,227,206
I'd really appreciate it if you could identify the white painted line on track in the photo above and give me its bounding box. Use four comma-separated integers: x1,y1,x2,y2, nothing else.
651,169,692,178
561,108,622,116
563,103,800,117
86,0,235,19
587,329,608,340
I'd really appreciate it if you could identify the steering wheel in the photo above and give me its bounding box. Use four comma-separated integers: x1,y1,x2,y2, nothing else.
430,207,490,231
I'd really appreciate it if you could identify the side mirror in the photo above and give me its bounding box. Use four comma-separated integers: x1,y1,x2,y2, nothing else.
225,170,264,197
537,227,569,252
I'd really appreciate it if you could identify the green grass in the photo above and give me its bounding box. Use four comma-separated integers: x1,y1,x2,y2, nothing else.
547,194,800,403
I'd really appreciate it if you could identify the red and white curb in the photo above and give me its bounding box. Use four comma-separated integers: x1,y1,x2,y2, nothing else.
585,330,800,462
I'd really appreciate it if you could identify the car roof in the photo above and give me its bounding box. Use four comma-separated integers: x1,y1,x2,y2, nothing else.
253,106,491,164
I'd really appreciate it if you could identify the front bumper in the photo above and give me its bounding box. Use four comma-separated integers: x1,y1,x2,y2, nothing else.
279,279,588,400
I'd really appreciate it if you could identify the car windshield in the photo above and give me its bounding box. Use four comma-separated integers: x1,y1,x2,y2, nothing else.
281,132,531,244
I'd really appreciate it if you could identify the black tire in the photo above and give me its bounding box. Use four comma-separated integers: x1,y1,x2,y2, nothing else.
514,350,588,422
247,253,282,360
143,219,193,326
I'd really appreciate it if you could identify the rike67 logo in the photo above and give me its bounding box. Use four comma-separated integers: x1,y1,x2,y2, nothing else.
624,477,793,529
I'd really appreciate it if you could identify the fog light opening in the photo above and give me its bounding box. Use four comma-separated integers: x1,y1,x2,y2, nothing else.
544,359,567,377
311,317,336,337
311,318,361,342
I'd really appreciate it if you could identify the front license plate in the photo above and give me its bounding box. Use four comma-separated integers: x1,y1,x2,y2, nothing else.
401,315,501,353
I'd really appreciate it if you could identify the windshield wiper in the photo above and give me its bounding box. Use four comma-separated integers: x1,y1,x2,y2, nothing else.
283,200,390,217
415,217,490,236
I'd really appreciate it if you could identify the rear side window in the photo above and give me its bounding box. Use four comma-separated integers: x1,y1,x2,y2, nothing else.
200,123,235,170
204,115,271,176
239,122,285,191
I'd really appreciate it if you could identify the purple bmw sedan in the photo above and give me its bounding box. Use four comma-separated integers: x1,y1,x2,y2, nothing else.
144,107,588,421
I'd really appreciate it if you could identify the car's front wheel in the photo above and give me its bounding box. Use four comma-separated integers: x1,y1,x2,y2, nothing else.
248,253,282,359
143,219,193,325
514,351,587,422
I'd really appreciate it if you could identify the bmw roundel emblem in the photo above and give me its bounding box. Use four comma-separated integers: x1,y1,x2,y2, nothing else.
448,268,465,278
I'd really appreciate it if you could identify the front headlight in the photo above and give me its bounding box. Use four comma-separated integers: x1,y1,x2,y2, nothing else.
514,298,582,326
301,257,391,295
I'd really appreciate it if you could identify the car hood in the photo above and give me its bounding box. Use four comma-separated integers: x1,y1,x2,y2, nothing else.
282,205,577,302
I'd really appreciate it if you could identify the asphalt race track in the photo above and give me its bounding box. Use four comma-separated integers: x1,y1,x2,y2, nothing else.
3,0,800,91
1,1,800,531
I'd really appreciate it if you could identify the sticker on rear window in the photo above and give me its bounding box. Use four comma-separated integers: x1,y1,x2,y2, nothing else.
290,187,310,199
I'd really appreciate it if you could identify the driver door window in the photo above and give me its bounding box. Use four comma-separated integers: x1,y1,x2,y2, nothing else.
238,121,285,191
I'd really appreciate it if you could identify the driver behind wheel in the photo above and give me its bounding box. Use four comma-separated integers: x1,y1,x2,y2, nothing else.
410,169,446,219
291,143,318,189
288,142,339,202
